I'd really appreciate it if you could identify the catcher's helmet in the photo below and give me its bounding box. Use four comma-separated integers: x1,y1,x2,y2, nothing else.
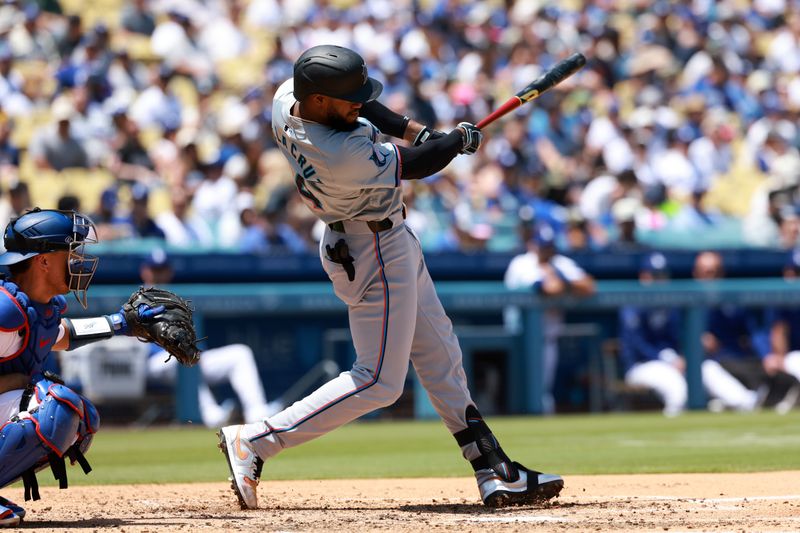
0,208,98,307
293,45,383,103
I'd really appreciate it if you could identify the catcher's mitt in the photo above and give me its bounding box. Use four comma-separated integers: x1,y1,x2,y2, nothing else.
123,287,200,366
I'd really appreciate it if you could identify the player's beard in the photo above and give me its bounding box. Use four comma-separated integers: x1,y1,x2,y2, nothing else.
327,111,360,132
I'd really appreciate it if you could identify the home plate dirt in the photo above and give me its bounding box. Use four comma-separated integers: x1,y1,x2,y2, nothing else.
12,471,800,531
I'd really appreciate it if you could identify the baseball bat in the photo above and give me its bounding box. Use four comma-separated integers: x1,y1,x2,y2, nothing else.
475,53,587,130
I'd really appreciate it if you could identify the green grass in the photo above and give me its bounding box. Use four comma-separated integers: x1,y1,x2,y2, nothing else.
42,411,800,486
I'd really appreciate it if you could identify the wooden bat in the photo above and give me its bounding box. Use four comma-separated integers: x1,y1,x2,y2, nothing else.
475,53,587,130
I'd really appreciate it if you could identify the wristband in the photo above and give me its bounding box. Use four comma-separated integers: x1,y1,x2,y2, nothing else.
63,317,117,350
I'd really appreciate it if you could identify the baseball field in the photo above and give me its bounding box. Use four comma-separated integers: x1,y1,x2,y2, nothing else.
13,410,800,531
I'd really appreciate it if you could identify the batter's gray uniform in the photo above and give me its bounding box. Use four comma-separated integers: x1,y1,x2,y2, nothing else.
247,79,474,458
220,53,562,508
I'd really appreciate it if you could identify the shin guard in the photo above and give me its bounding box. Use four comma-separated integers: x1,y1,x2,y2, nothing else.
453,405,519,482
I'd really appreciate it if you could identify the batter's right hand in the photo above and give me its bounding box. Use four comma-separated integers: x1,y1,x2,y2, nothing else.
457,122,482,155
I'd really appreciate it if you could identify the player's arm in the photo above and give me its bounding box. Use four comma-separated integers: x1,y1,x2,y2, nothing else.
359,100,434,144
395,123,482,181
54,315,126,351
56,299,166,351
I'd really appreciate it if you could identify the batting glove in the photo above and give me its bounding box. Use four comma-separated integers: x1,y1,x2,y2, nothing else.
412,126,446,146
457,122,483,155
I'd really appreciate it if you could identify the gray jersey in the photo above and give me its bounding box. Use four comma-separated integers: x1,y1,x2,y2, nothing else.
271,79,404,223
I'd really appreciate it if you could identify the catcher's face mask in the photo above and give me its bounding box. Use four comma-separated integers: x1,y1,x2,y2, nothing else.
67,213,99,309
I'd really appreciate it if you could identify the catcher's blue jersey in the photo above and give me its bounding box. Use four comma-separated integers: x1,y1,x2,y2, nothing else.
0,280,66,377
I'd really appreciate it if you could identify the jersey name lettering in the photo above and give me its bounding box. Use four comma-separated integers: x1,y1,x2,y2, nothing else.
274,126,317,179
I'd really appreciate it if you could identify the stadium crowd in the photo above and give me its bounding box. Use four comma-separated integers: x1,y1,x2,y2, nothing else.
0,0,798,254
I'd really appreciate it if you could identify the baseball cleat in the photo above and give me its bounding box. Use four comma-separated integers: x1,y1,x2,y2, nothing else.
0,500,21,528
218,426,263,510
0,497,24,520
477,462,563,508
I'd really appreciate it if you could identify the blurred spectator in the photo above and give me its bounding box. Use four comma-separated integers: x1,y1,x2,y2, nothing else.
28,98,90,170
197,1,248,62
107,50,149,94
140,248,283,427
238,186,308,254
619,252,763,416
563,209,594,251
191,154,237,241
123,183,165,239
150,9,213,81
0,46,32,117
695,251,799,408
688,110,735,187
155,186,214,248
108,109,154,182
91,187,132,241
504,223,595,413
608,197,647,251
669,186,723,230
56,193,80,212
0,113,20,167
8,181,30,218
128,65,181,130
120,0,156,36
8,4,57,61
54,14,83,59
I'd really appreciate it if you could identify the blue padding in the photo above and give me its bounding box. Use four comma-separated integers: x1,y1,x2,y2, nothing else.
0,289,26,331
35,385,83,455
80,397,100,436
0,419,50,490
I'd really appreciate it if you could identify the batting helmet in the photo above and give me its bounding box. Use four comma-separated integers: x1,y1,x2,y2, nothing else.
0,208,99,307
293,45,383,103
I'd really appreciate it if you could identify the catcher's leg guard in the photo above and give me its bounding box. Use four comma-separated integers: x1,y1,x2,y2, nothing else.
0,384,91,501
454,405,563,507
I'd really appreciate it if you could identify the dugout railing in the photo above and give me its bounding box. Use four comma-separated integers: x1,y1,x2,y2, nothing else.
68,279,800,421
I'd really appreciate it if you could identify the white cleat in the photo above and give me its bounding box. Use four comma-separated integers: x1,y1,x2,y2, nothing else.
218,425,263,509
477,462,564,508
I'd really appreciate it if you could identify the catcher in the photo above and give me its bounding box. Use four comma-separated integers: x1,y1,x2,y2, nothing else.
0,208,199,527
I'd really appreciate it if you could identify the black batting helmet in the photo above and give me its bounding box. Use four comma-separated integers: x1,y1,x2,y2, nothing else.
293,45,383,103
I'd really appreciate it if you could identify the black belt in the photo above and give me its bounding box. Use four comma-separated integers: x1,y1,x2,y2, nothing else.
328,218,394,233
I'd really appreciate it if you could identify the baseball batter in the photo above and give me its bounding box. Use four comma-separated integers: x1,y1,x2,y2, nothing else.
219,45,563,509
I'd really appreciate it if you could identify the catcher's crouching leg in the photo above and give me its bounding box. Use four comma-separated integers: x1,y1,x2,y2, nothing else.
0,383,99,502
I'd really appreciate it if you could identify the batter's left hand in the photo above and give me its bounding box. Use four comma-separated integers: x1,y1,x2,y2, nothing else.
412,126,446,146
457,122,482,154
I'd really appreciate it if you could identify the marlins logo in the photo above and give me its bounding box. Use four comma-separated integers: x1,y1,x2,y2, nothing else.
369,145,389,167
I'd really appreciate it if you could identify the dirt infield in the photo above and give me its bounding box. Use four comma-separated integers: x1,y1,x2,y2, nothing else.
13,471,800,531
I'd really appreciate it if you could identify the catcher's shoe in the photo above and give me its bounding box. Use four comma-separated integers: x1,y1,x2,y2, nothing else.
218,425,263,509
0,500,21,528
0,497,24,520
477,462,563,508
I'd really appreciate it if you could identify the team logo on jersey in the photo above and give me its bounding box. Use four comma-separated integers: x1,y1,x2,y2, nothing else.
370,146,389,168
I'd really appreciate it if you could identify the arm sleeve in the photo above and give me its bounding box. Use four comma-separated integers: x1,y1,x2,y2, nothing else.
359,100,409,139
395,130,463,180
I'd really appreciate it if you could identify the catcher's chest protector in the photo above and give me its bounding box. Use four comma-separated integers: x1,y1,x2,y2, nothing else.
0,280,66,375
